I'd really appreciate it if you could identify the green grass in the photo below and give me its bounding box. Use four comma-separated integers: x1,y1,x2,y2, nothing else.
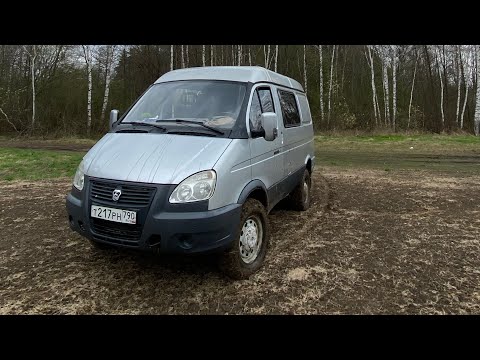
0,148,84,181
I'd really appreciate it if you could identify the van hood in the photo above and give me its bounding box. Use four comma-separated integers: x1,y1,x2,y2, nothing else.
83,133,232,184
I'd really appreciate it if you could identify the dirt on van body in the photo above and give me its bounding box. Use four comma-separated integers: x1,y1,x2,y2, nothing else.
1,166,480,314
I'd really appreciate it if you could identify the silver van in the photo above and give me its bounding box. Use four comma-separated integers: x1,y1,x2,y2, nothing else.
66,66,315,279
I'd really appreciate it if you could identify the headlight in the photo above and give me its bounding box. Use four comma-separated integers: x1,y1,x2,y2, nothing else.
73,160,85,191
169,170,216,203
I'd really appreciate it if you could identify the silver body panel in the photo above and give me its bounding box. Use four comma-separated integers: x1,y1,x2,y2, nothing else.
83,133,232,185
155,66,304,92
82,66,314,212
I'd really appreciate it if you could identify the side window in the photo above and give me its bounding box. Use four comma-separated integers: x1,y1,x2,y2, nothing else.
249,90,262,132
249,87,275,133
297,94,312,124
278,90,301,127
258,88,275,113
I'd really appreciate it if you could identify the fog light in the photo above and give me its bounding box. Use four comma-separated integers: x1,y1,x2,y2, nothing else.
178,234,193,249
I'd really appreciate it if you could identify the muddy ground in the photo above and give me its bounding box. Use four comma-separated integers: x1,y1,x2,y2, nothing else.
1,166,480,314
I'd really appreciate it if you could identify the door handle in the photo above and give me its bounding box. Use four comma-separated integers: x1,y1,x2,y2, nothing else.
274,150,280,155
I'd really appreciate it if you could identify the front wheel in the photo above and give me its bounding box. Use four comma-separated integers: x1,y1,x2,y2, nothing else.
219,199,269,280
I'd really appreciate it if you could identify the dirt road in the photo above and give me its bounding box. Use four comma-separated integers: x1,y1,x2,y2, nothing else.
1,168,480,314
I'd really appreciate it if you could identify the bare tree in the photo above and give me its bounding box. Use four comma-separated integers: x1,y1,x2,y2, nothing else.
455,45,462,126
460,46,470,130
238,45,242,66
211,45,214,66
186,45,189,67
248,46,252,66
0,106,19,132
274,45,278,72
100,45,118,122
392,46,398,130
181,45,185,68
264,45,271,69
202,45,206,66
474,45,480,136
380,48,390,126
408,50,418,128
365,45,378,125
303,45,307,95
328,45,336,124
435,47,445,128
23,45,37,129
170,45,174,70
82,45,93,135
318,45,324,122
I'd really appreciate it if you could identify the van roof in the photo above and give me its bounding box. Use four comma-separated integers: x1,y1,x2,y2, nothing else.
154,66,304,92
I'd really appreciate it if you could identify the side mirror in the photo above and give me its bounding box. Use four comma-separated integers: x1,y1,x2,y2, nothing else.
260,112,278,141
109,109,119,130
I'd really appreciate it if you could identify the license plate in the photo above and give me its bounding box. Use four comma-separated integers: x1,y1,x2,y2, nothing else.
90,205,136,224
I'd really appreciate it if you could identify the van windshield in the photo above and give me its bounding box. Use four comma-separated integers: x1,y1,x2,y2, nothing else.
121,80,247,131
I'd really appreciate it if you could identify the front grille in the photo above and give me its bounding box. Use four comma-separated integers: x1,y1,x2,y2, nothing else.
89,179,157,245
90,180,155,206
91,218,142,240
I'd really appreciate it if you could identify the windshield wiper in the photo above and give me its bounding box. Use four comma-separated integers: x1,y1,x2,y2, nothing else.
167,131,216,137
156,119,224,135
122,122,167,131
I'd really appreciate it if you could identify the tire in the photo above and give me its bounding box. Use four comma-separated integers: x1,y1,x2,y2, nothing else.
219,198,269,280
289,168,311,211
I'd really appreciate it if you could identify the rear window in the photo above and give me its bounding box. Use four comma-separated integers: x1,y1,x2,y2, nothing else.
278,90,301,127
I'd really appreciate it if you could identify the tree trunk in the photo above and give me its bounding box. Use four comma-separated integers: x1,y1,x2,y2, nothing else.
82,45,92,136
382,61,390,126
408,54,418,128
211,45,214,66
328,45,336,125
100,46,115,122
424,45,438,131
460,47,469,130
455,46,462,126
238,45,242,66
319,45,324,123
31,46,36,129
392,48,397,131
436,48,445,129
248,46,252,66
366,46,378,125
87,55,92,135
181,45,185,68
186,45,189,67
170,45,174,70
474,45,480,136
303,45,307,95
275,45,278,72
202,45,206,66
264,45,271,69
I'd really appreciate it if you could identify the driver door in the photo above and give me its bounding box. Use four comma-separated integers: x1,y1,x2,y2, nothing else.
248,85,284,208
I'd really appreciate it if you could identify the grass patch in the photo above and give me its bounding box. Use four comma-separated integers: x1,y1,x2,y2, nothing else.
0,148,84,181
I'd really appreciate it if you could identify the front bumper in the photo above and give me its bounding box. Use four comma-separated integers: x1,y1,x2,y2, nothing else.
66,177,242,254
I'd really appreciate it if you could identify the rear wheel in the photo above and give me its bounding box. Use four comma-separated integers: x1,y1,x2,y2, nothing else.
219,198,269,280
289,168,311,211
